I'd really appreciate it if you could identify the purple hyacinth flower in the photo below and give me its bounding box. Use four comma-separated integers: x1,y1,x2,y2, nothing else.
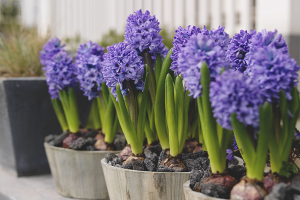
102,42,144,99
43,51,78,99
210,70,263,130
226,149,234,161
245,29,288,74
178,33,229,99
226,29,256,72
202,25,231,51
171,25,230,75
171,25,202,75
75,41,105,100
40,38,65,66
124,9,165,60
249,45,299,103
295,132,300,140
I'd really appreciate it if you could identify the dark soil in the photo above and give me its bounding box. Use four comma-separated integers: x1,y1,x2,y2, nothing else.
105,144,209,173
45,130,127,151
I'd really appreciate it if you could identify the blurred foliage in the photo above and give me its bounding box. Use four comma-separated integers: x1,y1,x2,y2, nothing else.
0,0,20,30
0,25,50,77
160,27,175,49
98,30,124,52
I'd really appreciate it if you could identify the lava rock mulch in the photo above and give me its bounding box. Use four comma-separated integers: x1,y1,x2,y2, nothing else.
105,144,210,173
45,130,127,151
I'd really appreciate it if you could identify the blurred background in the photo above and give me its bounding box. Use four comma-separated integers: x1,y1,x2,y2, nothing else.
0,0,299,76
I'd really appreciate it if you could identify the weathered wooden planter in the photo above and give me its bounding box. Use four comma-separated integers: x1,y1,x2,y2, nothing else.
0,77,91,176
183,157,244,200
45,143,119,199
101,158,191,200
183,181,228,200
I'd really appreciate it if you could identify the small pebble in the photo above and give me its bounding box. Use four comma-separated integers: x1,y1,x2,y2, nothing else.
157,165,174,172
144,158,156,171
200,183,227,198
105,153,117,162
132,159,145,171
122,163,133,169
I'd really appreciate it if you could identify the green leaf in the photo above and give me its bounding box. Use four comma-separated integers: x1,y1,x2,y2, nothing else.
165,74,179,156
154,49,172,149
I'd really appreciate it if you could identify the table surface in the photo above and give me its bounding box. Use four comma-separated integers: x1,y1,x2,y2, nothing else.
0,167,78,200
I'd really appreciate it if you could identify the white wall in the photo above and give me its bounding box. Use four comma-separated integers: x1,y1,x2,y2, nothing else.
21,0,258,41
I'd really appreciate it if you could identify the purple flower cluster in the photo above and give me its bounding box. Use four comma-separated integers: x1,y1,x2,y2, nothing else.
226,30,256,72
40,38,65,66
249,46,299,102
178,33,228,98
42,51,77,99
171,26,202,75
41,38,77,99
210,71,263,130
171,25,230,75
75,41,105,100
124,9,165,59
102,42,144,98
245,29,288,74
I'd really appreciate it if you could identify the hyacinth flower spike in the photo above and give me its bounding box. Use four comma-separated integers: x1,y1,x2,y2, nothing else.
178,33,238,196
125,9,171,149
40,38,80,135
247,44,300,174
210,70,274,199
75,41,119,148
103,42,149,158
40,38,68,132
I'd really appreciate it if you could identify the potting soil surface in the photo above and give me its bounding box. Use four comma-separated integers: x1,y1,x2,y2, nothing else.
0,166,88,200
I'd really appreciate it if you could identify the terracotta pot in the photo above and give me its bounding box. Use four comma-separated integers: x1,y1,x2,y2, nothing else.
101,158,191,200
45,142,119,199
183,157,244,200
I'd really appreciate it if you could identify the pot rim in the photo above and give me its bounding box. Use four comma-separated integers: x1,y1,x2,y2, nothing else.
101,157,191,174
183,181,228,200
44,142,120,155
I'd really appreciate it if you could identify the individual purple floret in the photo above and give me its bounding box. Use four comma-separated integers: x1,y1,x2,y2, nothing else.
250,45,299,102
226,30,256,72
43,51,78,99
102,42,144,98
245,29,288,74
226,149,234,161
178,33,228,99
40,38,65,66
75,41,105,100
210,71,263,130
171,25,202,75
124,9,165,60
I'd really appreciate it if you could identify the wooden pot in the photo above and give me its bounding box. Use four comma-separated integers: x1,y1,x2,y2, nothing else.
183,157,244,200
101,158,191,200
45,142,119,199
183,181,228,200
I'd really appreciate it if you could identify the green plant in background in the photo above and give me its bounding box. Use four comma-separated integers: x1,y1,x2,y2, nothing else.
0,26,49,77
98,30,124,52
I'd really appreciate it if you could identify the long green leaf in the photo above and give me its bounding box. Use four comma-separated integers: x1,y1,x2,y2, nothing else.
154,49,172,149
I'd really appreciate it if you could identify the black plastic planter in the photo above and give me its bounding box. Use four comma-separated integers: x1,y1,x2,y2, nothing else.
0,77,91,176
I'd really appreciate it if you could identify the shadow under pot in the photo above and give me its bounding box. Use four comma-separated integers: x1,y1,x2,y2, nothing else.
101,158,191,200
45,143,120,200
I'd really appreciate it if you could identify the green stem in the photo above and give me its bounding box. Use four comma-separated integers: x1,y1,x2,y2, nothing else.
231,113,256,170
126,81,138,131
154,49,172,149
116,84,142,154
96,96,105,128
91,98,101,129
175,76,185,149
200,63,224,173
137,73,149,145
51,98,68,132
249,103,272,181
165,74,179,156
155,54,162,86
142,50,156,106
103,96,117,144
